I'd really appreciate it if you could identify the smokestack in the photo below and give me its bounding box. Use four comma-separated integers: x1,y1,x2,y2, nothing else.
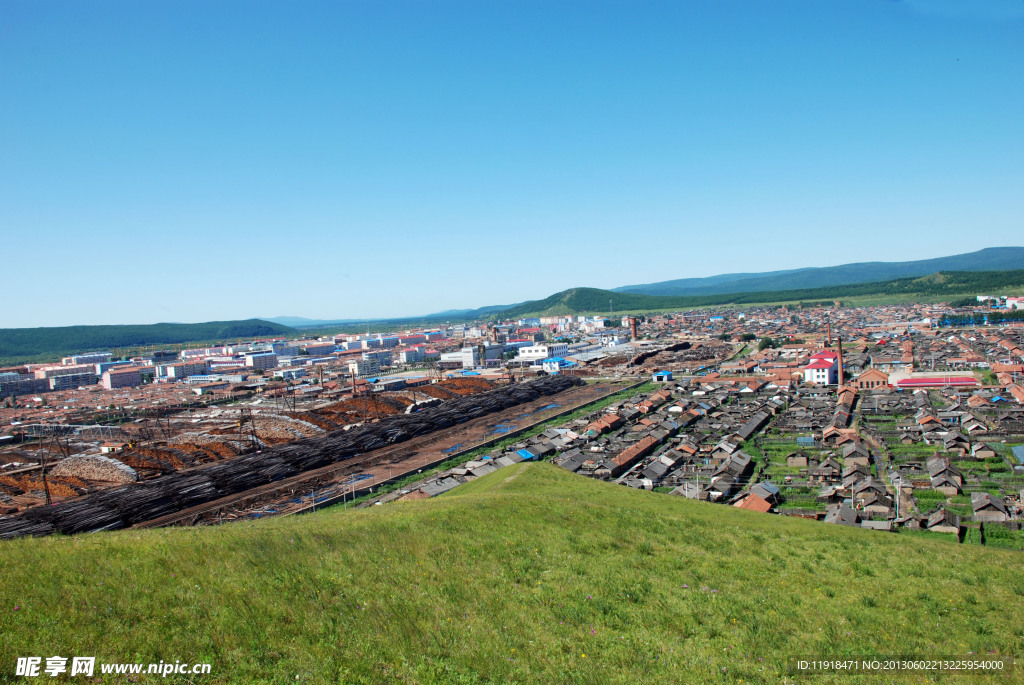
837,338,845,387
826,318,832,348
630,317,638,341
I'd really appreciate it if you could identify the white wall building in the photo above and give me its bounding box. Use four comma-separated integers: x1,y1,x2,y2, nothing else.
517,343,569,363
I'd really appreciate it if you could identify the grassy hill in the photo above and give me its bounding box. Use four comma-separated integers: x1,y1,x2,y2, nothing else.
1,463,1020,683
493,270,1024,319
614,246,1024,296
0,319,296,365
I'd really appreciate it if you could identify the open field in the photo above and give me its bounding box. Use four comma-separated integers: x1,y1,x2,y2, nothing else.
2,463,1022,684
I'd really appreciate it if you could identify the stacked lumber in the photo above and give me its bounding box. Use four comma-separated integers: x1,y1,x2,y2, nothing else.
50,456,137,484
0,375,583,539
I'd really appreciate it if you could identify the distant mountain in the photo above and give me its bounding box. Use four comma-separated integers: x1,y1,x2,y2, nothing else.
426,303,520,319
265,316,365,328
0,319,296,365
491,269,1024,319
613,247,1024,296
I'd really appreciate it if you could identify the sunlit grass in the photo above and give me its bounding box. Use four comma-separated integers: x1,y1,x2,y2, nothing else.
1,463,1022,683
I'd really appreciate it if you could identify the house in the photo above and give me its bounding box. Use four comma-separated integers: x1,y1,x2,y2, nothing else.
841,464,870,487
842,443,871,467
971,492,1009,522
809,457,842,484
928,455,963,494
852,478,888,500
652,370,674,383
749,481,780,503
852,368,889,391
670,482,704,500
859,491,894,517
803,350,839,385
824,503,860,527
785,451,809,468
733,492,772,513
923,509,961,534
941,432,970,456
971,443,997,460
962,418,988,435
707,476,736,501
816,485,847,504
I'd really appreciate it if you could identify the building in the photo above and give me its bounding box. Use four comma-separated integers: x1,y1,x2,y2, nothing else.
361,350,393,366
102,367,142,390
243,352,279,370
34,364,94,379
802,350,839,385
653,370,674,382
62,352,113,366
0,375,50,397
156,360,211,380
95,360,134,375
400,348,426,364
439,347,480,370
851,368,889,390
302,342,337,356
49,372,98,391
517,343,569,363
348,359,381,377
541,357,576,374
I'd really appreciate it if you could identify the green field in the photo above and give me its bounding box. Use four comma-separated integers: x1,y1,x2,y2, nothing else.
2,464,1022,683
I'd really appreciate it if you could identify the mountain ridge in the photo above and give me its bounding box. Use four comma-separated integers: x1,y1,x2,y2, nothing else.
613,247,1024,296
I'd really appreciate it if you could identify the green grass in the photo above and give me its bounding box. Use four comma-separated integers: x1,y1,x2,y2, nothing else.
2,463,1023,684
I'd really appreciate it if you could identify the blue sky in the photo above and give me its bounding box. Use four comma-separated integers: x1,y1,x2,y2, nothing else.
2,0,1021,327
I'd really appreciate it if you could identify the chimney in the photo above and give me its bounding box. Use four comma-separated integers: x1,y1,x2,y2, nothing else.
836,338,845,387
826,318,832,348
630,317,639,341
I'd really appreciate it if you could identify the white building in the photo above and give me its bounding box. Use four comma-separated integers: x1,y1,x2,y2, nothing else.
802,351,839,385
348,359,381,377
362,349,393,366
439,347,480,369
517,343,569,363
400,348,426,364
244,351,279,370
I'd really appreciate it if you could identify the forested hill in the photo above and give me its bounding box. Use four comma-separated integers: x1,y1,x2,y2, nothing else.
614,246,1024,296
491,269,1024,318
0,319,296,364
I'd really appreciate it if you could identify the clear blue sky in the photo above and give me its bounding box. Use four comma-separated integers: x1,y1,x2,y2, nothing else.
2,0,1022,327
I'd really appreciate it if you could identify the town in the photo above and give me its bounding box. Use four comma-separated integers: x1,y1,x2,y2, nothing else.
2,296,1023,546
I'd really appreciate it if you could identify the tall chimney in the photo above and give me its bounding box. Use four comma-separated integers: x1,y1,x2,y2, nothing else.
630,317,639,340
836,338,845,387
826,318,832,348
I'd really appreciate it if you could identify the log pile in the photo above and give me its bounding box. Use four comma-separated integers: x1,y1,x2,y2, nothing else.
50,456,137,484
0,375,583,539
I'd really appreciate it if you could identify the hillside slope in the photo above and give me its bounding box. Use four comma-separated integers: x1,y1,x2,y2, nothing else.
1,463,1020,683
614,246,1024,296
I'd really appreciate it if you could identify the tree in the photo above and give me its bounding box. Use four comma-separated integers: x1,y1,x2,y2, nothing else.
758,337,776,351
